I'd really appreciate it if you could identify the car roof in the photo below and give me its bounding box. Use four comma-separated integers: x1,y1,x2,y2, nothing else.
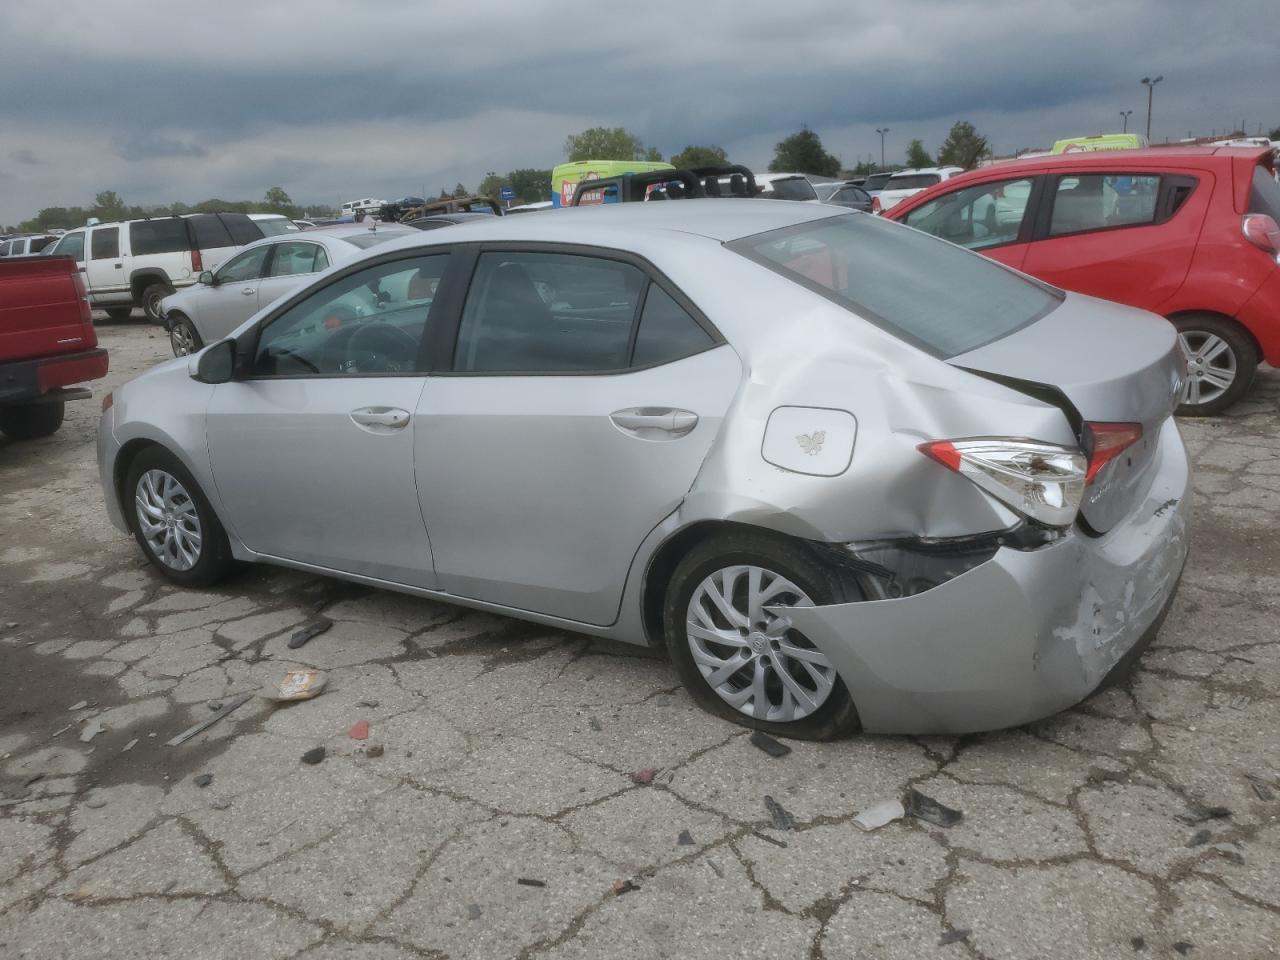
375,198,844,249
956,145,1271,179
888,167,963,177
238,226,416,251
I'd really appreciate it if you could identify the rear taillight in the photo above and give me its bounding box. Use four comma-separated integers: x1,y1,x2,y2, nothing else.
1083,422,1142,485
191,246,204,272
871,196,882,215
1242,214,1280,255
918,438,1086,527
102,391,113,412
71,269,92,326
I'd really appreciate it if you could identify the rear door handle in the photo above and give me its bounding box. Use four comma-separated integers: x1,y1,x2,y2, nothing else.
350,406,411,433
610,407,698,438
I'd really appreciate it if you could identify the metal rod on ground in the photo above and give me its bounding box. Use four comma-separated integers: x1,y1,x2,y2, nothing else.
165,692,254,746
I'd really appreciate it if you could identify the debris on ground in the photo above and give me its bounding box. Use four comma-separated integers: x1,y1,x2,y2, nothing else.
79,720,105,743
677,830,695,846
939,929,971,946
356,699,380,709
84,797,107,809
1211,846,1245,865
631,769,657,785
348,720,370,740
193,773,213,788
68,700,88,711
588,716,603,732
68,885,94,902
764,795,795,830
364,744,385,759
906,788,964,828
707,860,724,878
287,618,332,650
24,773,43,786
750,730,792,758
51,724,72,738
1172,942,1194,955
1187,829,1212,848
752,831,788,849
208,701,222,711
612,879,640,896
166,692,255,746
209,796,232,811
122,738,138,753
516,878,546,888
853,798,906,832
301,747,326,765
466,904,482,920
1131,935,1146,950
1245,774,1275,802
264,670,328,702
1177,803,1230,825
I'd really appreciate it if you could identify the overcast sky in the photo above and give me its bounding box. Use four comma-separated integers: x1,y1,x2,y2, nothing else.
0,0,1273,224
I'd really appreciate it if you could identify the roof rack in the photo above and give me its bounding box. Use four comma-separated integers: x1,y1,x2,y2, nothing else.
382,195,503,222
569,164,759,206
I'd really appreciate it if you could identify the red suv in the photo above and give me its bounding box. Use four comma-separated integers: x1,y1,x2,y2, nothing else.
887,147,1280,414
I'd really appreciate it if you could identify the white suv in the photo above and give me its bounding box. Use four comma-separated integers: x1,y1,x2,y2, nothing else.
873,167,965,213
41,213,263,322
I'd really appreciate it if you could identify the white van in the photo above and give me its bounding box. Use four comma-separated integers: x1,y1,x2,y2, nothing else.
0,235,56,257
339,198,384,217
42,213,264,322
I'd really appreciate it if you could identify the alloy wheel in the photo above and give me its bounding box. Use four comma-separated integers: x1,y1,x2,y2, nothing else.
170,320,196,356
1178,330,1236,407
685,564,836,722
134,469,203,571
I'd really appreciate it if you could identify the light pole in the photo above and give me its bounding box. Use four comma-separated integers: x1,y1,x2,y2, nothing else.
1120,109,1133,133
875,128,890,169
1140,76,1163,140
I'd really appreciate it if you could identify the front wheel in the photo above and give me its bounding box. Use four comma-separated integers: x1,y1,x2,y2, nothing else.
141,282,175,324
1173,314,1258,416
664,530,862,740
168,313,203,357
0,401,65,440
125,446,237,587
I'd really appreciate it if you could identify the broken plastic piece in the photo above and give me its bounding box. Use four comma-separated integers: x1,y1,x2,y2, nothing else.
68,700,88,711
764,795,795,831
1172,942,1193,956
365,744,385,758
264,670,328,702
301,747,326,765
612,879,640,896
193,773,213,788
631,769,657,785
707,859,724,878
677,829,695,846
166,692,254,746
906,789,963,828
122,738,138,753
79,720,105,743
348,720,370,741
356,699,380,709
752,830,788,849
516,878,546,888
287,618,332,650
1186,829,1212,848
750,730,792,758
939,929,970,946
853,798,906,831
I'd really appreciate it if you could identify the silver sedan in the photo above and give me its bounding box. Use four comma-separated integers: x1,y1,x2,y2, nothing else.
98,201,1189,738
159,226,415,357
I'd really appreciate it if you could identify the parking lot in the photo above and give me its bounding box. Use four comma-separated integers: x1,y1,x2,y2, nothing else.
0,317,1278,959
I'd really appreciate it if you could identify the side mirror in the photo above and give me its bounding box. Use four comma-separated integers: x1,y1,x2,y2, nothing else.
198,271,215,285
193,339,235,384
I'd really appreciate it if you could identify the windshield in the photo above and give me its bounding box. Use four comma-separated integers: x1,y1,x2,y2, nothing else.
767,178,818,201
341,230,414,249
863,173,894,190
728,213,1061,358
1249,165,1280,220
886,174,942,191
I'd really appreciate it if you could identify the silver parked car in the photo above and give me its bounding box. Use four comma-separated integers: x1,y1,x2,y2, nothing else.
98,201,1189,738
159,226,415,356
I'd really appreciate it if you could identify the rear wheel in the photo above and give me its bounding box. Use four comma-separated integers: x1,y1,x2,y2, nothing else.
125,446,236,587
141,282,175,324
0,402,65,440
664,530,862,740
105,306,133,322
1173,314,1258,416
168,313,203,357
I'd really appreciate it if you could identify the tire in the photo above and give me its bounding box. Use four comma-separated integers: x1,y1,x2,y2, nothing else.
0,401,65,440
105,306,134,322
1172,314,1258,417
141,282,175,324
663,529,862,741
168,313,203,357
124,446,237,587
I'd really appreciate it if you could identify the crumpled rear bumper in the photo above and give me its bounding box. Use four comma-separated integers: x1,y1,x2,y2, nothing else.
775,418,1190,735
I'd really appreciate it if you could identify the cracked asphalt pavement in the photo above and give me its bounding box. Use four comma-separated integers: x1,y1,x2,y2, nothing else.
2,321,1279,960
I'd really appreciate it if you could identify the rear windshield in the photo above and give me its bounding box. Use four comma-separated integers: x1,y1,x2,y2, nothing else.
189,214,233,250
766,178,818,201
1249,166,1280,220
887,174,941,190
28,236,53,253
863,173,894,190
130,219,189,255
729,213,1061,358
255,218,296,236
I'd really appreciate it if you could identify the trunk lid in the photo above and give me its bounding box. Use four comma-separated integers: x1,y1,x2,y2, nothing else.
950,292,1185,533
0,255,97,363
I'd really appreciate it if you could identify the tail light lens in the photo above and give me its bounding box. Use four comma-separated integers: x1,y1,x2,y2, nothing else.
871,196,882,215
1083,422,1142,484
919,438,1086,527
1242,214,1280,256
191,246,204,273
101,391,114,412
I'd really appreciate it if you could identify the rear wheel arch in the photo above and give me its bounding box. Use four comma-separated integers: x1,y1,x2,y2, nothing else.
1166,309,1262,362
1167,311,1260,416
129,269,172,300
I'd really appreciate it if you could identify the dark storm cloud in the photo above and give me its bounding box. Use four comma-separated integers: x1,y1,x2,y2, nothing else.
116,133,208,161
10,148,39,165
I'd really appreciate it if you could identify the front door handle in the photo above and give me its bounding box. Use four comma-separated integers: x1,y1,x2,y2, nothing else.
610,407,698,439
241,287,256,296
350,406,411,433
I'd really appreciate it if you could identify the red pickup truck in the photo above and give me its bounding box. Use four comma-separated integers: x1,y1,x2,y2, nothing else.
0,256,108,439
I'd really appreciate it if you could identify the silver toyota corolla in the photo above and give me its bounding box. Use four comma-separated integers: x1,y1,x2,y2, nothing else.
98,200,1190,739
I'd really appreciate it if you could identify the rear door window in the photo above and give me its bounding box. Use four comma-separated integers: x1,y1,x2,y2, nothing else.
90,227,120,260
189,214,233,250
130,219,189,255
221,214,264,246
1048,174,1161,236
730,213,1061,359
631,284,714,367
215,247,270,283
887,174,942,190
268,241,326,277
904,177,1036,250
1249,166,1280,219
29,236,53,254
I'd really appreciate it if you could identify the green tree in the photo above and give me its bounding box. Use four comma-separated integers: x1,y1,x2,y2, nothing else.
769,128,841,177
508,168,552,203
936,121,989,170
476,171,505,199
452,182,468,198
670,144,728,169
92,190,127,221
644,146,663,162
1270,126,1280,141
564,126,646,161
905,139,933,168
263,186,292,208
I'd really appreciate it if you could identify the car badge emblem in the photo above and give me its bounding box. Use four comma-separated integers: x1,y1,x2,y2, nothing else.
795,431,826,456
